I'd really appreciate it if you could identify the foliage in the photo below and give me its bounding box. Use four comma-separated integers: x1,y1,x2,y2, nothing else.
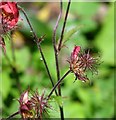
1,2,114,118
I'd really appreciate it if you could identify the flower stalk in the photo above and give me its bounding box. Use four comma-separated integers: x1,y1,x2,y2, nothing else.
58,0,71,51
6,111,19,120
52,0,64,119
47,70,71,100
19,6,58,96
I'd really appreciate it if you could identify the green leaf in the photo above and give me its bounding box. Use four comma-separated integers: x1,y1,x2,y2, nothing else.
62,25,84,43
15,47,30,71
69,2,100,17
64,101,85,118
1,71,12,100
63,2,99,32
94,4,114,65
51,95,63,107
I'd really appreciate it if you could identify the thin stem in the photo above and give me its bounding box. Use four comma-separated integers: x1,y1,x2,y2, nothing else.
52,1,64,119
19,6,58,96
6,111,19,119
47,70,71,100
58,0,71,51
52,0,62,94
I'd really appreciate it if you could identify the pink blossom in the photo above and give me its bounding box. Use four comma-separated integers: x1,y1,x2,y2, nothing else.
0,2,19,34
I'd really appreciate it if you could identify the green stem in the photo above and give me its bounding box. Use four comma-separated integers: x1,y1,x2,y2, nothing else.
58,0,71,51
47,70,71,100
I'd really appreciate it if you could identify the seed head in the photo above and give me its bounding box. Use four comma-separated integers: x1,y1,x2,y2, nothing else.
18,90,50,119
69,46,100,82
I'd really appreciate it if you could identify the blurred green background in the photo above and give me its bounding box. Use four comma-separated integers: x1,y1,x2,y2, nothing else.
0,2,114,118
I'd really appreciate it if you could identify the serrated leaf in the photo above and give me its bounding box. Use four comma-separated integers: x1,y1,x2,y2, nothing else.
63,25,84,44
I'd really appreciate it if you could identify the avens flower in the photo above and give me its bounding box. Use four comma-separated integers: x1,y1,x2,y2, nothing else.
0,2,19,52
19,90,34,119
18,90,50,119
68,46,100,82
0,2,19,34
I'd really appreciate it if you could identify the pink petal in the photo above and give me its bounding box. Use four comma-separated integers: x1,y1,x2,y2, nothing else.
71,46,81,60
20,91,29,104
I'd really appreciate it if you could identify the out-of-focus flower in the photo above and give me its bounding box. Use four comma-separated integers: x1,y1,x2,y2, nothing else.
0,2,19,52
0,2,19,34
68,46,100,82
18,90,50,119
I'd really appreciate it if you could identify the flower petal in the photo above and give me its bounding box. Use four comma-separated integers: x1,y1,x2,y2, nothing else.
71,46,81,60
